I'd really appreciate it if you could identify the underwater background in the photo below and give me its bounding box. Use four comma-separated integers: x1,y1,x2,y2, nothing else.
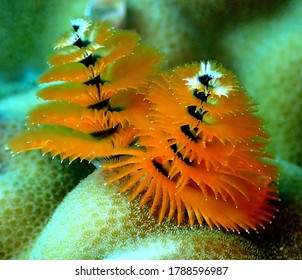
0,0,301,259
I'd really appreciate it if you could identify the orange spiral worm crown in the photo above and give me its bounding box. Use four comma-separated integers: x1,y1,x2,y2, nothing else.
102,61,279,233
8,18,278,233
8,17,162,162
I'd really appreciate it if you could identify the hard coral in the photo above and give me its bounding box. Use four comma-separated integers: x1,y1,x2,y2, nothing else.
27,170,267,260
220,0,302,166
0,89,93,260
0,151,91,259
126,0,203,68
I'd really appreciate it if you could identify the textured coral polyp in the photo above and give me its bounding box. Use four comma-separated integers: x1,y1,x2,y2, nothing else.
26,170,267,260
0,109,93,259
